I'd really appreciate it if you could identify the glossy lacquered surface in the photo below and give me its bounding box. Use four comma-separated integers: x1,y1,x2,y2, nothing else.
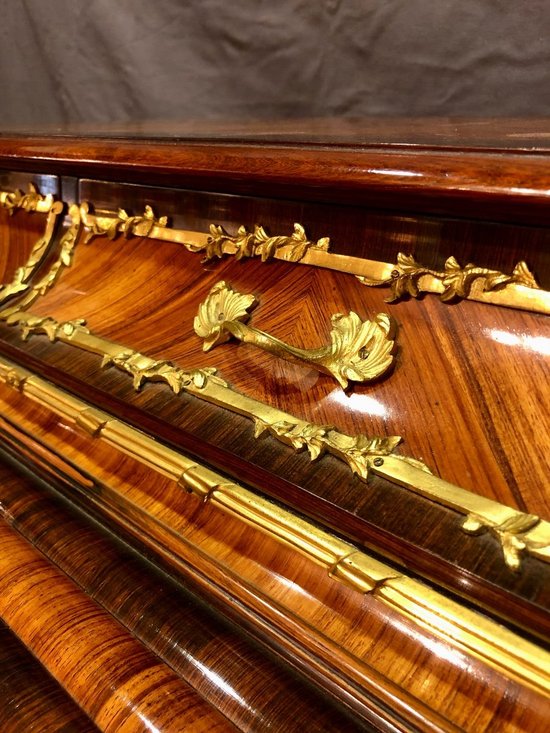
0,620,99,733
0,173,548,638
0,131,549,733
0,397,548,733
0,523,235,732
0,207,45,284
0,458,369,733
1,128,550,224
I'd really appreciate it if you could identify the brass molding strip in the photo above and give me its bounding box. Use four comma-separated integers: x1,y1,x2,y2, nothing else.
0,185,64,306
2,309,549,573
194,280,396,389
81,205,550,315
0,355,548,696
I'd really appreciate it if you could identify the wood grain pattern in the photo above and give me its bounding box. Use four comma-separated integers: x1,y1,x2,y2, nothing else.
1,133,550,224
0,457,372,733
0,620,99,733
0,208,45,283
0,517,235,732
2,192,546,620
0,402,548,733
1,132,549,733
18,240,550,517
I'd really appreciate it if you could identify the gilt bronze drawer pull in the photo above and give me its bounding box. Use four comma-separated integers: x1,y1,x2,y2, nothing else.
194,280,395,389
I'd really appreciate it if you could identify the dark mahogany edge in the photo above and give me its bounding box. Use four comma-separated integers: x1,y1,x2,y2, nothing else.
0,335,548,644
1,137,550,225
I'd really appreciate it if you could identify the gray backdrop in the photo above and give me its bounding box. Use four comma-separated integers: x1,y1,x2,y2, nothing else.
1,0,549,127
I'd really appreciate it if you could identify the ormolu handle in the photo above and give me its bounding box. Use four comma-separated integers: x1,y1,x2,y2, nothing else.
194,281,395,389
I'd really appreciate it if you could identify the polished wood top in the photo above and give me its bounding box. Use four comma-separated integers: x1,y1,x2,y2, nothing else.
1,119,550,224
1,117,550,149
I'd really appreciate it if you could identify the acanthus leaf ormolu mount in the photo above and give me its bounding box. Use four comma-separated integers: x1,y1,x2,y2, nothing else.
0,122,549,733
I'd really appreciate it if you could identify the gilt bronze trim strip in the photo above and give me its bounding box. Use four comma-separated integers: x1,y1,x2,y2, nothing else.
81,204,550,315
0,354,548,696
2,308,549,572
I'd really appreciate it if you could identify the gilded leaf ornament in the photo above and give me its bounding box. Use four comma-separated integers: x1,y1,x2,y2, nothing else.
101,350,226,392
3,308,549,570
187,222,330,263
358,253,541,304
462,512,544,571
194,280,396,389
82,202,168,244
254,418,404,479
194,280,257,351
0,183,52,215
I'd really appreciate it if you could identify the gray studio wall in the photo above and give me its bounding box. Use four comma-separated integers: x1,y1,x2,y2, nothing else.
1,0,549,126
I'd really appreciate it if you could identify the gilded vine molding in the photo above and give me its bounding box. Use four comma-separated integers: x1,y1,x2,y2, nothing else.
3,307,549,572
0,354,548,697
0,183,54,215
76,204,550,315
356,253,541,303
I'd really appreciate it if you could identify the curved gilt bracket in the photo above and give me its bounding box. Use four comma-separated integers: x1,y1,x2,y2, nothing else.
194,280,396,389
0,204,81,318
0,185,64,307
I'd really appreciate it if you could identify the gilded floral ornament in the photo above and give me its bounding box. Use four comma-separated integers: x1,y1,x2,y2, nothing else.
82,202,168,244
17,314,90,343
358,253,541,304
254,418,405,478
101,350,226,392
194,280,257,351
463,512,545,571
194,280,396,389
187,222,330,263
0,183,52,215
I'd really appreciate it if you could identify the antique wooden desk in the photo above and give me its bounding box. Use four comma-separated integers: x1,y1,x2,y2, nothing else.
0,120,548,731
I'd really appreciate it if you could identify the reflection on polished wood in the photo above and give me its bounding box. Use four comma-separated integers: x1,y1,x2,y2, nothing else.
0,620,99,733
0,125,549,731
0,460,368,733
0,392,548,731
0,520,234,732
